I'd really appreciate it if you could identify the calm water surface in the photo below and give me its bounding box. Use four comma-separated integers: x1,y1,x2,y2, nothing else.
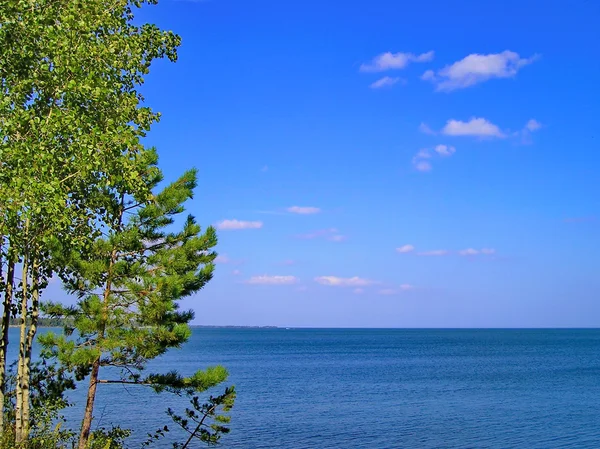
15,328,600,448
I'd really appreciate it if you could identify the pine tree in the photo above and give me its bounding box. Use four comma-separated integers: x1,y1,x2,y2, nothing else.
40,161,233,449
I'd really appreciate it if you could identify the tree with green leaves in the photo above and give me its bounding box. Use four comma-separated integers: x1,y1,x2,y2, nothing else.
0,0,181,442
40,163,234,449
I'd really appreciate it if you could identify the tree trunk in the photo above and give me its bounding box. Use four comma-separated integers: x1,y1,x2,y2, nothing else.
15,254,29,443
78,358,101,449
78,195,123,449
21,260,40,437
0,243,13,433
77,264,113,449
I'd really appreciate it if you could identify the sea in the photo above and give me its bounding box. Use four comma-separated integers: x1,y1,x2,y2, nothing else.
8,327,600,448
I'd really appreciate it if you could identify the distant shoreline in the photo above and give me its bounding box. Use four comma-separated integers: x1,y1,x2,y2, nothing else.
190,326,600,329
9,324,282,329
190,325,280,329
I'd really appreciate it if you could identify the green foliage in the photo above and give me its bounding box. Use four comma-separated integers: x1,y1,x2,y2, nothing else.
0,0,182,270
146,366,229,394
141,385,236,449
87,426,131,449
0,425,72,449
168,386,236,448
0,0,184,443
1,360,76,448
0,1,235,446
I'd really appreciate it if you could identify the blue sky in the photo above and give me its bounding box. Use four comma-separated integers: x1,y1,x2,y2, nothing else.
83,0,600,327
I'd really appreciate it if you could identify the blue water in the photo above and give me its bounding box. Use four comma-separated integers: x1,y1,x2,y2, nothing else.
11,328,600,448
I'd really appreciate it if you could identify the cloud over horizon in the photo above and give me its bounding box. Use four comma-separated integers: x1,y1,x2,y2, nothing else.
525,119,542,132
442,117,505,138
412,144,456,172
296,228,346,242
214,255,230,264
417,250,449,256
287,206,321,214
396,244,415,254
216,219,263,230
360,51,434,72
378,284,414,295
246,275,298,285
458,248,496,256
434,144,456,156
422,50,538,91
398,246,497,257
314,276,378,287
517,118,543,143
414,160,432,172
370,76,403,89
419,122,437,135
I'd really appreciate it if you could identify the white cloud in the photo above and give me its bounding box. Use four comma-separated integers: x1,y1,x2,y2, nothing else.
412,148,433,172
216,219,263,230
516,119,543,144
296,228,345,242
421,69,436,81
434,144,456,156
417,250,449,256
412,145,454,172
314,276,378,287
458,248,480,256
442,117,505,138
396,244,415,254
423,51,538,91
214,254,245,266
525,119,542,132
419,122,437,135
215,255,230,264
246,275,298,285
370,76,402,89
459,248,496,256
415,149,431,159
287,206,321,215
414,160,432,172
232,269,241,276
360,50,434,72
379,284,414,295
353,288,364,295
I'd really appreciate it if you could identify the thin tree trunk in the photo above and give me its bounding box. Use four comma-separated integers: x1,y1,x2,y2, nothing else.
15,253,29,443
0,237,12,433
78,255,115,449
21,259,40,437
78,194,124,449
0,256,14,433
78,358,101,449
0,235,4,432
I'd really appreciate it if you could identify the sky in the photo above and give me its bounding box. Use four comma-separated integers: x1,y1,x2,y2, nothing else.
57,0,600,327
